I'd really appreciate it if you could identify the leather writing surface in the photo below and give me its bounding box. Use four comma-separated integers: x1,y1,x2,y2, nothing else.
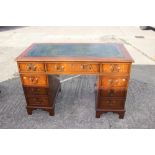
26,43,124,58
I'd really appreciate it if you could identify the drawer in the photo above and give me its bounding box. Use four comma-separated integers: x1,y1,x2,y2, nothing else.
26,96,49,106
101,63,130,74
21,75,48,86
98,98,125,109
99,87,127,97
18,63,45,72
100,76,128,87
46,63,99,74
46,63,71,73
23,87,48,95
73,63,99,73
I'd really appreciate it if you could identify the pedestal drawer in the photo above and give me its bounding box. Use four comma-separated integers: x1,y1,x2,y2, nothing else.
99,87,127,97
98,98,125,109
18,63,45,72
100,76,128,88
21,74,48,86
26,96,50,106
101,63,130,74
23,87,48,96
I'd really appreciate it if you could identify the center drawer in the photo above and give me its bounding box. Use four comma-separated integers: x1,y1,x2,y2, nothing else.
46,63,99,74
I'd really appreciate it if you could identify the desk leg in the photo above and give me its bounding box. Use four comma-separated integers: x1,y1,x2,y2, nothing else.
96,111,101,118
118,111,125,119
27,107,33,115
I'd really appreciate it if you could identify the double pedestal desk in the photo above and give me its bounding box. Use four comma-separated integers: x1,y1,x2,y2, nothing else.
16,43,134,119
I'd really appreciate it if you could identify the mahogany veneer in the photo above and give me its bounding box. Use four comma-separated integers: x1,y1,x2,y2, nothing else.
16,43,134,118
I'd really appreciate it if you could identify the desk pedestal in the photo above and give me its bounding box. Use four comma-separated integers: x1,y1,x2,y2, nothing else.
22,75,61,116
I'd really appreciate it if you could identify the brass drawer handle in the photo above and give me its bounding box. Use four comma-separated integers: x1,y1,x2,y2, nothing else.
108,79,119,85
106,100,116,105
31,88,42,93
81,64,92,70
35,88,41,92
55,65,64,71
108,79,113,85
122,78,126,82
29,77,38,84
27,64,37,71
110,64,121,72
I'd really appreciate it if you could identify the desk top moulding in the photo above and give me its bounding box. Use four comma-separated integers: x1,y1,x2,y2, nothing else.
16,43,134,63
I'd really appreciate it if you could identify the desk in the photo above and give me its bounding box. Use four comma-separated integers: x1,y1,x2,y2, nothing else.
16,43,134,118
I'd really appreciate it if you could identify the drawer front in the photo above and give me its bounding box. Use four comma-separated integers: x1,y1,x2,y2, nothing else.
72,63,99,73
99,88,127,97
18,63,45,72
24,87,48,95
46,63,99,74
26,96,49,106
98,99,125,109
100,76,128,87
21,75,48,86
101,63,130,74
46,63,71,73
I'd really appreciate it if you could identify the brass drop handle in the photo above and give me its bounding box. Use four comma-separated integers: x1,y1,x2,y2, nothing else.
122,78,126,82
108,79,119,85
55,65,64,71
108,79,113,85
29,77,38,84
27,64,37,71
81,64,92,70
110,64,121,72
